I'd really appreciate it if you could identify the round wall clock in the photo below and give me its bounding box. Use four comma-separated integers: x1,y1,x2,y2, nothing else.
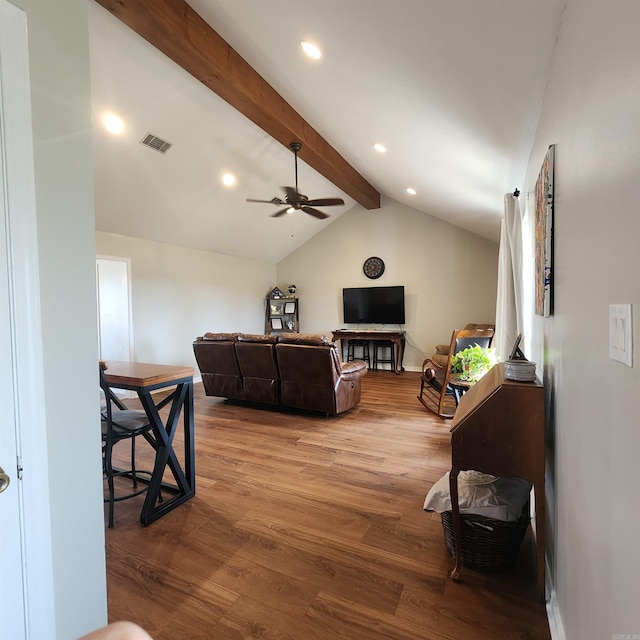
363,256,385,279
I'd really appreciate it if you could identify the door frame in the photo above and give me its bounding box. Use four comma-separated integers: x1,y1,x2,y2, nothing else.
0,1,55,636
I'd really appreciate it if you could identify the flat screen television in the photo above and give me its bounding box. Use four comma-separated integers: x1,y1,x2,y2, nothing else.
342,285,405,325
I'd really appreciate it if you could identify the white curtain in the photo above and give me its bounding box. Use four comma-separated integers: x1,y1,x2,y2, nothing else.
495,193,524,361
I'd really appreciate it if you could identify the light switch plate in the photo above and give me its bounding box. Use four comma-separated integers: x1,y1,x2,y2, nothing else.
609,304,633,366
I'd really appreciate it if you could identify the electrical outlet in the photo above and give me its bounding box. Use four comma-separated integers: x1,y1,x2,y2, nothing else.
609,304,633,366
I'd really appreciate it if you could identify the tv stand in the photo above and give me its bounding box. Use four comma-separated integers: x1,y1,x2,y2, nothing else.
331,329,406,374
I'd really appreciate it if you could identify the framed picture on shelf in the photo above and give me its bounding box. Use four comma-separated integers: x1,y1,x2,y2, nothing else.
271,318,283,330
270,302,283,315
284,301,296,314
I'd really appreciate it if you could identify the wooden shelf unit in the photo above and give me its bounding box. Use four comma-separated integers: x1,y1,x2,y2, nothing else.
265,296,299,335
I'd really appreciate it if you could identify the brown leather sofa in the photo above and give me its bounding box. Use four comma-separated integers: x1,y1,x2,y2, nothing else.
193,332,367,415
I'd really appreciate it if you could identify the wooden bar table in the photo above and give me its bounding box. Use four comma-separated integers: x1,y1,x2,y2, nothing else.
331,329,406,374
103,361,195,525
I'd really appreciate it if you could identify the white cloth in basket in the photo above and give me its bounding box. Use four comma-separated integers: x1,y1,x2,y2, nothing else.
423,470,532,522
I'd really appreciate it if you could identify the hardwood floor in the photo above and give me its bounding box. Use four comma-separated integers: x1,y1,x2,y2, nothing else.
105,371,551,640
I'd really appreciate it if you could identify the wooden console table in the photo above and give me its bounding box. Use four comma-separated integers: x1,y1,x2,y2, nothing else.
449,362,545,601
331,329,406,374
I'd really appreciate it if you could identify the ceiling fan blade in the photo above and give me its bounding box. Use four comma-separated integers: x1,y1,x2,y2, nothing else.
305,197,345,207
246,197,286,205
270,208,291,218
301,206,329,220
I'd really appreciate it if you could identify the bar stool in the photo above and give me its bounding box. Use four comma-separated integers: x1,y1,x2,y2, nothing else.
373,340,395,371
347,340,370,368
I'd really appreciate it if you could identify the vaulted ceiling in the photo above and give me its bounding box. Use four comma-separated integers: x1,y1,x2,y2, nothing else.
89,0,565,264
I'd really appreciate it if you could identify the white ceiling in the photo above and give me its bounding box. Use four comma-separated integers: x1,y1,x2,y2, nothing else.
89,1,565,264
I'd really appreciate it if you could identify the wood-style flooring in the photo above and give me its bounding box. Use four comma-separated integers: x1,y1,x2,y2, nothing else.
105,370,551,640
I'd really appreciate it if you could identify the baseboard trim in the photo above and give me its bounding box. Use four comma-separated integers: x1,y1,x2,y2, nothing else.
545,557,566,640
547,590,566,640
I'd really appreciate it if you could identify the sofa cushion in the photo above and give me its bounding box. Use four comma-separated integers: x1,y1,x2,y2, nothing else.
464,323,495,332
235,339,279,405
193,337,244,400
276,342,338,413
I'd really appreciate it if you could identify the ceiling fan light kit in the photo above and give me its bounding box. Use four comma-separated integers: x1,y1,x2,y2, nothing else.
246,142,345,219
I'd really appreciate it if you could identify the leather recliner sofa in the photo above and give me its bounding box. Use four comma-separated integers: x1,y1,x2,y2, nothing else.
193,332,367,415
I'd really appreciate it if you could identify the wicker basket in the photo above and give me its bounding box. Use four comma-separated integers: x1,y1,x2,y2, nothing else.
441,510,529,572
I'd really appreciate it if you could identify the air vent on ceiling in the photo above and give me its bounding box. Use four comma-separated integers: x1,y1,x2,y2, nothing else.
140,132,172,154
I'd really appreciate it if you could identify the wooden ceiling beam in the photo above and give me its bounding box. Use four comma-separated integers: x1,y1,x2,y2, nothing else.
94,0,381,210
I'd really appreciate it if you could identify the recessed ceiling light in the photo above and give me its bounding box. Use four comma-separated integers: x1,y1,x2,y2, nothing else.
222,173,236,187
103,113,124,135
373,143,387,153
406,187,417,195
300,41,322,60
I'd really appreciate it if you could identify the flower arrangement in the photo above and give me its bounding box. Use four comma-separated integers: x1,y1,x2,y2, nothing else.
450,344,497,382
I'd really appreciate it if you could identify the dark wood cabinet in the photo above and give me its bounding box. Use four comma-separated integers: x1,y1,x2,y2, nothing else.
449,362,545,600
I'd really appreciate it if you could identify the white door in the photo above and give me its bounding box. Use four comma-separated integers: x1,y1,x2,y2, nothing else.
0,2,55,637
96,256,132,362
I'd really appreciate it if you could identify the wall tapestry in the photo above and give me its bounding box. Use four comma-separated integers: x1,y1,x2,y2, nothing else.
535,144,555,317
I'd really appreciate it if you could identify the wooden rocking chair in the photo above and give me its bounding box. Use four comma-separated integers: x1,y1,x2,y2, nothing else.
417,327,494,419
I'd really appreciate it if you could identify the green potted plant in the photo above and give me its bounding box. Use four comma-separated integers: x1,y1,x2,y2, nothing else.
450,344,497,382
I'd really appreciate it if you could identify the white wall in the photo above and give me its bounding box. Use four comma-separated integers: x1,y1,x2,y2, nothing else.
13,0,108,637
96,197,497,375
525,3,640,637
277,197,499,370
96,232,277,369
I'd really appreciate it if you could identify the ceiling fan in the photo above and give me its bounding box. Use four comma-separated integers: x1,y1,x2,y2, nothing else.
246,142,345,219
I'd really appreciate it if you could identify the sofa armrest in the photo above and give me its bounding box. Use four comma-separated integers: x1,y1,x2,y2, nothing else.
340,359,368,377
